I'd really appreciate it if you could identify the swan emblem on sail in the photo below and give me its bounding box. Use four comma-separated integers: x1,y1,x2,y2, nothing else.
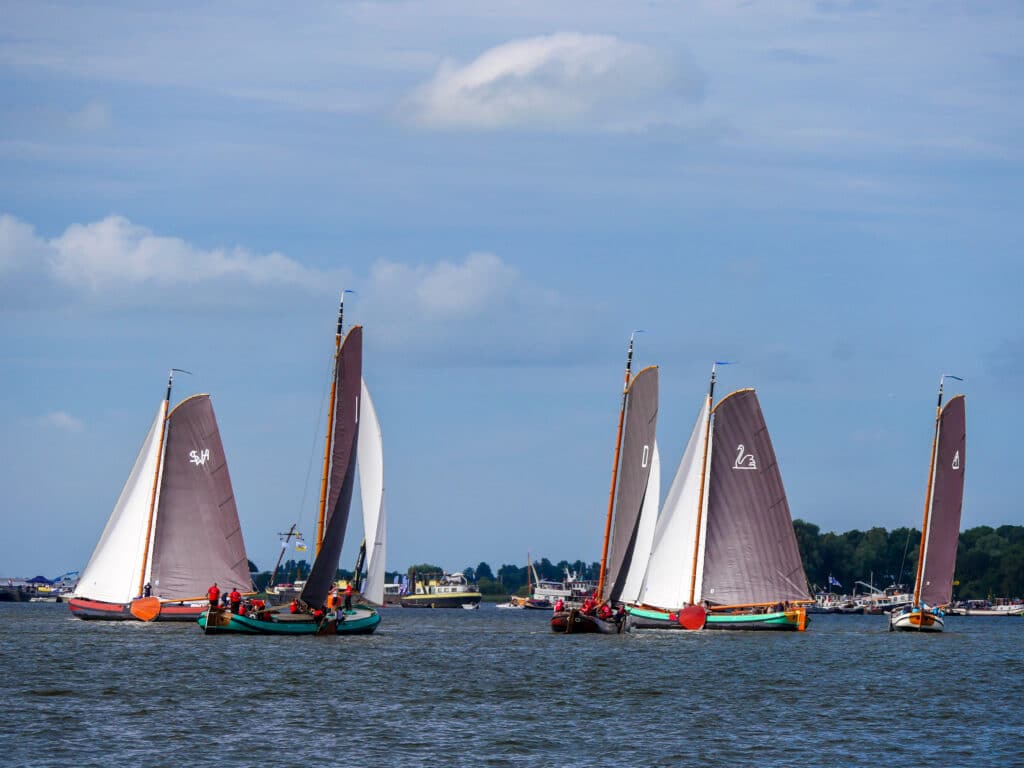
189,448,211,466
733,443,757,470
952,450,960,470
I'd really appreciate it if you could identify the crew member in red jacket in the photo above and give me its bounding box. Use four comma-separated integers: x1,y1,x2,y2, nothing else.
344,582,353,611
207,582,220,609
229,588,242,614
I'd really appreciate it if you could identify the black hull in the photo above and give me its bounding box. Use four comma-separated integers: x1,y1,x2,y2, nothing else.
550,609,623,634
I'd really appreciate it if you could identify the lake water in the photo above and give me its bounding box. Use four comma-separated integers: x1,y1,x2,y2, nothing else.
2,603,1021,767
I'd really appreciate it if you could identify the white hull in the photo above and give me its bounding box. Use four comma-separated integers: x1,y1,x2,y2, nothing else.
890,608,945,632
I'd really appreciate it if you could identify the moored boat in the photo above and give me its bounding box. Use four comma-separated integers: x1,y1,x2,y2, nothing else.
890,376,966,633
400,572,482,608
69,371,253,622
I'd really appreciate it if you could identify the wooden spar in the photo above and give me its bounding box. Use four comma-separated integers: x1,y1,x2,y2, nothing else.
687,364,717,606
316,295,346,556
596,333,637,604
268,523,298,588
912,376,946,607
136,370,174,598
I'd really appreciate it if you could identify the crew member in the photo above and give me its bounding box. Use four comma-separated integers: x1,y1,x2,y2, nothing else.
207,582,220,609
344,582,353,611
326,588,340,613
598,602,612,620
229,587,242,614
289,599,299,614
554,598,565,612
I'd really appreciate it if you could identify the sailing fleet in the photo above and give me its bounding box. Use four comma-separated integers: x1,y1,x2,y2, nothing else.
66,302,969,637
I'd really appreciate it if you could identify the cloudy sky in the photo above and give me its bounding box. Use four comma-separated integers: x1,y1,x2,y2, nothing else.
2,2,1021,580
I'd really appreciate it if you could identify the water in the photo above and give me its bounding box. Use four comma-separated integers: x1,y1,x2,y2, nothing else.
2,604,1021,767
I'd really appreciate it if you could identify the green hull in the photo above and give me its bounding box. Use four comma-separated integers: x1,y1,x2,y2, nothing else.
627,606,805,631
198,607,381,635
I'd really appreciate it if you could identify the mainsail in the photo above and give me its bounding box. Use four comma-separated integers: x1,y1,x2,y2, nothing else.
638,398,710,610
700,389,809,606
605,365,658,605
148,394,252,598
620,442,660,604
302,325,362,609
919,395,966,607
358,377,386,606
76,403,166,604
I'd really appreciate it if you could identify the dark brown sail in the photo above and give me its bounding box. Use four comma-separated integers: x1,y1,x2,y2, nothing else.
919,395,966,607
606,365,658,604
301,325,362,608
701,389,809,606
149,394,252,599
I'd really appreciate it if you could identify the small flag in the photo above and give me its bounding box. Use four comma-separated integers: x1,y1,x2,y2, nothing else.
828,575,842,587
295,537,307,552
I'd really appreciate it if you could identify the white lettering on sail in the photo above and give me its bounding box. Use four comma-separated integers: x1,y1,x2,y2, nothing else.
734,444,757,470
952,450,960,470
189,448,210,466
641,444,650,468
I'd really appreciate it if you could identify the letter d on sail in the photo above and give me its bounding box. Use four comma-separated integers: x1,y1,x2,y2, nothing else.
952,450,961,470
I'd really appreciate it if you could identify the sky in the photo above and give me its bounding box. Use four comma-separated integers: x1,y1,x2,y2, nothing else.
1,1,1022,580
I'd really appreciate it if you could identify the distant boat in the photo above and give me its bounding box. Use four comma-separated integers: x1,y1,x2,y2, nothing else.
626,363,811,631
552,333,657,634
401,572,482,608
200,295,381,635
461,602,479,610
890,376,966,633
69,372,254,621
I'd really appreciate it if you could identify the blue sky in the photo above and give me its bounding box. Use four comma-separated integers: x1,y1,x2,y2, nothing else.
1,2,1021,579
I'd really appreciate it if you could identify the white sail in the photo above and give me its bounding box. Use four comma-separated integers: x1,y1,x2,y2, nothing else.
639,398,710,610
358,378,386,606
620,441,660,604
75,402,166,604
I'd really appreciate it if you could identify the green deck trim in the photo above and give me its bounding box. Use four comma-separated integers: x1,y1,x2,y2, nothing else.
198,609,381,635
627,606,798,627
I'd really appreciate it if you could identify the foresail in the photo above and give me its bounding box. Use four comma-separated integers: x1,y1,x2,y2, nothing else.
149,394,252,599
920,395,966,607
700,389,809,606
638,398,710,610
358,377,386,606
302,326,362,608
75,403,166,604
606,365,658,604
620,441,660,604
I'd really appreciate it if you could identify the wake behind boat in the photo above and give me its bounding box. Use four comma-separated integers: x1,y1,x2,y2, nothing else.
890,376,966,633
199,294,382,636
69,371,253,622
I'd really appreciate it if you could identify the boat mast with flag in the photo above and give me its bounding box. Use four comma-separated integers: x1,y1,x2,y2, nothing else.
199,292,383,635
625,362,811,631
890,375,966,633
69,369,254,622
551,332,659,634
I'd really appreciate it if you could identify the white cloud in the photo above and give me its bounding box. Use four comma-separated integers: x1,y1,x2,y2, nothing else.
405,33,698,131
69,100,111,132
41,411,85,432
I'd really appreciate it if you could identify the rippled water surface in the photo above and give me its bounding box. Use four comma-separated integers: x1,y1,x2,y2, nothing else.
2,604,1021,767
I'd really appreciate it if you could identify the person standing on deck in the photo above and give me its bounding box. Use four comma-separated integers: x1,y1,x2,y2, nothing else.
229,588,242,614
344,582,353,611
207,582,220,609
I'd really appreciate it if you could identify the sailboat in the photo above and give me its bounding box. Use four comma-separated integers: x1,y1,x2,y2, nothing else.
626,363,811,631
890,376,966,633
69,371,253,621
199,294,382,635
551,333,658,634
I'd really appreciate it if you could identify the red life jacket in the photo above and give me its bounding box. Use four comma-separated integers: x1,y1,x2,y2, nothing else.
229,590,241,603
208,586,220,601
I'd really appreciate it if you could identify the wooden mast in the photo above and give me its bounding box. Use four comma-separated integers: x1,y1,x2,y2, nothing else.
316,293,348,556
687,363,718,606
912,375,949,607
268,523,298,589
136,368,190,598
596,332,638,604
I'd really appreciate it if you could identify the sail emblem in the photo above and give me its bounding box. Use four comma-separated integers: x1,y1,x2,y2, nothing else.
641,444,650,468
733,444,757,470
952,450,960,470
189,448,211,466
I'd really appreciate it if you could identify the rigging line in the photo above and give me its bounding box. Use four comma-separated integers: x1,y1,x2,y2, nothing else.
295,347,336,530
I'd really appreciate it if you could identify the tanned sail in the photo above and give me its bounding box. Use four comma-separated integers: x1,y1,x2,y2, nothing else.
918,394,966,608
620,441,660,605
148,394,252,599
301,325,362,609
701,389,808,607
605,365,659,605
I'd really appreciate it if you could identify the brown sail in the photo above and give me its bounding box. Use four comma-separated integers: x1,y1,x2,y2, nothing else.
301,325,362,608
606,365,658,604
919,395,966,607
149,394,252,599
700,389,809,607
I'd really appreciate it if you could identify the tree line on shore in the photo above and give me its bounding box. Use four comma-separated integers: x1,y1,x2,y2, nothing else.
250,523,1024,600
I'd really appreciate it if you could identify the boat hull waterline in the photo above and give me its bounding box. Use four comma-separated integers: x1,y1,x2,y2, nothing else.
67,596,206,622
626,605,808,632
889,607,945,633
400,593,482,609
550,609,624,634
198,607,381,635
